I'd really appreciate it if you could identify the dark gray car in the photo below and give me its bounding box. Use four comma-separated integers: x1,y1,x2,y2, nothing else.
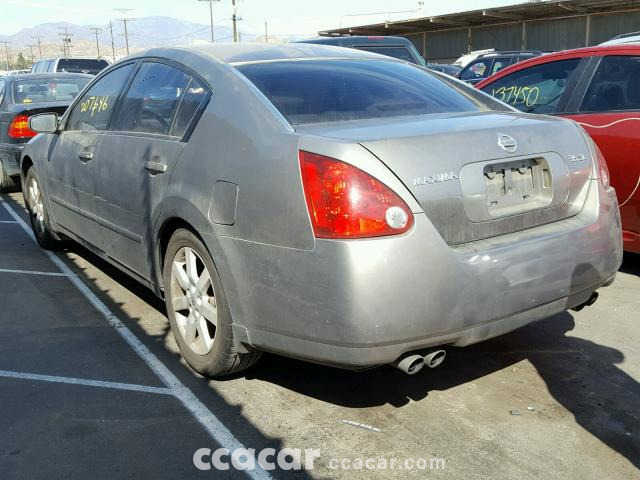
21,44,622,378
0,73,91,191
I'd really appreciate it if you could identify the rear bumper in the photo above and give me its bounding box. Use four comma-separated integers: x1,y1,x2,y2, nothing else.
211,179,623,368
0,144,23,177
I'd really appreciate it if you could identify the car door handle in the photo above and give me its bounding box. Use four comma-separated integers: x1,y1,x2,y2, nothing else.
78,152,94,162
144,161,168,174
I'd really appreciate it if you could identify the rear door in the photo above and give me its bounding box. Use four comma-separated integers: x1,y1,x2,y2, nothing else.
95,60,210,280
46,63,135,249
564,53,640,241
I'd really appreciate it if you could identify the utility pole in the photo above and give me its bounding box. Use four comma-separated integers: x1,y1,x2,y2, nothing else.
0,42,11,70
27,44,36,63
198,0,220,43
109,21,116,61
264,21,268,44
58,27,73,58
31,36,43,58
90,27,102,58
232,0,238,43
115,9,134,55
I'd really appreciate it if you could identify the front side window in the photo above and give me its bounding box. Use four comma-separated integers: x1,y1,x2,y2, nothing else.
480,58,580,114
237,59,484,126
112,62,192,136
67,63,135,131
580,55,640,112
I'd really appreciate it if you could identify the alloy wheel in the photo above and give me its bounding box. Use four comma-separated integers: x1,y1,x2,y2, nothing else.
170,246,218,355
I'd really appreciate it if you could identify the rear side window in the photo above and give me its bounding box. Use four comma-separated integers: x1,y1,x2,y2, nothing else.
12,77,90,104
172,77,209,138
237,59,483,126
112,62,192,136
480,58,580,114
580,55,640,112
67,63,134,131
56,59,109,75
0,79,5,104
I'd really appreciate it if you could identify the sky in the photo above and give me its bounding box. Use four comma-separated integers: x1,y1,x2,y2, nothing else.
0,0,521,37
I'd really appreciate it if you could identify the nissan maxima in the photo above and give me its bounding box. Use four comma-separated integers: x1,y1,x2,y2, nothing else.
20,44,623,377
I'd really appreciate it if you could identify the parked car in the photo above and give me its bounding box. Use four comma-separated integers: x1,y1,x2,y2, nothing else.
600,32,640,46
453,49,495,68
477,44,640,253
295,36,426,66
458,51,548,85
0,73,91,191
31,57,110,75
4,69,31,76
21,44,621,378
427,62,462,77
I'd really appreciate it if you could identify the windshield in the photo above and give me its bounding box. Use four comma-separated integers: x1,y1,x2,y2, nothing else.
56,59,109,74
236,59,484,126
12,77,90,104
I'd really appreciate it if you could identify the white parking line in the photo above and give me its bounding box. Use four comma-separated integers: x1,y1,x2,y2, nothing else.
0,268,76,277
0,199,272,480
0,369,173,395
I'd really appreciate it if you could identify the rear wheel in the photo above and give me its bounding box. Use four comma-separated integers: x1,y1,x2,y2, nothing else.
0,158,18,193
25,168,59,249
163,229,261,378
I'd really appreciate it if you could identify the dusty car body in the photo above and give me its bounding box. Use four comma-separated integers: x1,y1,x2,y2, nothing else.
20,44,622,377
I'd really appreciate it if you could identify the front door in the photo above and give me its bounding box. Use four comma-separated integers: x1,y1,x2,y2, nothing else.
564,54,640,248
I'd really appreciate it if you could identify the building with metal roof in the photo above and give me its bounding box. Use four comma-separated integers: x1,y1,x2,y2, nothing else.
319,0,640,62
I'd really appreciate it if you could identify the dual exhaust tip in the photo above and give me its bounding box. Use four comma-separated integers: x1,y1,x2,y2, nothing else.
392,350,446,375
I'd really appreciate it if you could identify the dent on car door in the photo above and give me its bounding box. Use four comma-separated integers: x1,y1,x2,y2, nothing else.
565,54,640,244
46,63,135,250
95,61,210,280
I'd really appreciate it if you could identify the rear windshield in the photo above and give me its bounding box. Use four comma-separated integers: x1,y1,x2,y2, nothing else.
12,77,90,104
56,59,109,74
353,46,422,64
236,60,483,125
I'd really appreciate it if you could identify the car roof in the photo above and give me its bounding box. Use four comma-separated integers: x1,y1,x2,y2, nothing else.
35,57,110,61
294,36,414,47
131,43,399,65
5,72,94,82
475,44,640,89
478,50,545,58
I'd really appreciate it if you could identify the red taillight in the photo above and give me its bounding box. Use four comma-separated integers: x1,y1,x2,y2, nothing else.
8,115,37,139
299,151,414,239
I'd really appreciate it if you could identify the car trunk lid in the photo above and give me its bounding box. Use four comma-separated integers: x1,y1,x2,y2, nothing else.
297,111,593,245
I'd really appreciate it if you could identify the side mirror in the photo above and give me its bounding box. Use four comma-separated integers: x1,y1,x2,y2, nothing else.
29,113,59,134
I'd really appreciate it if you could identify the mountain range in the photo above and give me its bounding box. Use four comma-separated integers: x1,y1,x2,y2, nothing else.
0,16,270,61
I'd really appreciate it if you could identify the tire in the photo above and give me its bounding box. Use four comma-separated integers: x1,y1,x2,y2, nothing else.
163,229,261,378
24,168,59,250
0,157,19,193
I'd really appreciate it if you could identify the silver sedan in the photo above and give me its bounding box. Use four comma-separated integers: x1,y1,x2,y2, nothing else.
21,44,622,377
